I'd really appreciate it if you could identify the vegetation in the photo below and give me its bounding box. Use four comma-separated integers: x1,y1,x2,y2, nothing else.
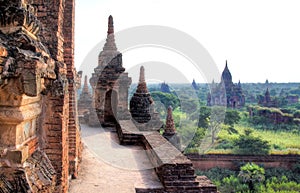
135,81,300,191
197,163,300,193
141,83,300,155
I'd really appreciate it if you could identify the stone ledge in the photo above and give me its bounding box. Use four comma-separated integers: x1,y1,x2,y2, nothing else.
116,119,217,193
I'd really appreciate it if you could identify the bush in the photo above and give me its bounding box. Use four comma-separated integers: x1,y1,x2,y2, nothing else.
220,175,249,193
233,129,271,155
196,167,237,183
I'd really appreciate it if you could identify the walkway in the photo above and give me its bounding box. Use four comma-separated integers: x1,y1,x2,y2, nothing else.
69,124,163,193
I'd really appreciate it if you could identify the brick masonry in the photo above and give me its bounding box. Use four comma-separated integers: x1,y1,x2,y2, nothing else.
0,0,81,192
187,154,300,171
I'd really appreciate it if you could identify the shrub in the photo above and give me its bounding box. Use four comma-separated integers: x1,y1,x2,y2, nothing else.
233,129,271,155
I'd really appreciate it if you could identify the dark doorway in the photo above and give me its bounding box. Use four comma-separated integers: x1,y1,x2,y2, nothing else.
104,90,118,126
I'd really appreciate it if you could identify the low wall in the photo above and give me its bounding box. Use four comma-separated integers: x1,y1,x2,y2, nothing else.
117,120,218,193
187,154,300,171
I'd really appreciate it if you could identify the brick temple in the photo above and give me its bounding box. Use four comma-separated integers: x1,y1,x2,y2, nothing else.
207,61,245,108
0,1,217,192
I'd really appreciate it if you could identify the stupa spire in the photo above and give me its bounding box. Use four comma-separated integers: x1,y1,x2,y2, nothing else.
92,15,119,71
163,106,181,149
107,15,114,35
139,66,145,83
135,66,149,94
164,106,176,134
83,75,89,93
130,66,155,124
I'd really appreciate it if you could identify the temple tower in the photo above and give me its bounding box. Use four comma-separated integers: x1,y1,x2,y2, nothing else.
130,66,153,123
90,16,131,127
130,66,162,130
163,106,181,150
208,61,245,108
78,75,93,123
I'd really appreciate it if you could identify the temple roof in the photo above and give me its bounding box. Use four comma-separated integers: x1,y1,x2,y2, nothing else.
221,60,232,82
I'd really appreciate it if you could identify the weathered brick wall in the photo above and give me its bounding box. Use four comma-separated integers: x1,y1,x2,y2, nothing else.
63,0,82,179
0,0,80,192
187,154,300,171
33,0,71,192
38,92,69,193
33,0,65,61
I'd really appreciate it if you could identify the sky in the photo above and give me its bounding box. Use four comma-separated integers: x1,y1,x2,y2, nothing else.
75,0,300,83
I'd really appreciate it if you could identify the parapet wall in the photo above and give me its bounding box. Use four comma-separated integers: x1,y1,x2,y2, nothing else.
187,154,300,171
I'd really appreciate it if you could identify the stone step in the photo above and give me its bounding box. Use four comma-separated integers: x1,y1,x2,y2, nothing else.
164,180,199,187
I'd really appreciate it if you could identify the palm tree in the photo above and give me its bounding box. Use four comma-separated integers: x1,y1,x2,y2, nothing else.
238,163,265,192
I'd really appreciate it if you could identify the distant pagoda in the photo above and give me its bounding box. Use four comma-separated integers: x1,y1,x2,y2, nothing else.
78,75,93,123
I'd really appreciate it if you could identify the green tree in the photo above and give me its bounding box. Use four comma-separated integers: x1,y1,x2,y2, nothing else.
238,163,265,192
209,106,226,143
151,91,180,110
224,110,241,126
233,129,271,155
224,110,241,134
198,106,211,128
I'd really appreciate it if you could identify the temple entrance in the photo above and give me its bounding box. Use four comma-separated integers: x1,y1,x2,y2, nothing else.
104,90,118,126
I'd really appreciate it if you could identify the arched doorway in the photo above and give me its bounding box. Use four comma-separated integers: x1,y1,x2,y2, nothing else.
104,90,118,126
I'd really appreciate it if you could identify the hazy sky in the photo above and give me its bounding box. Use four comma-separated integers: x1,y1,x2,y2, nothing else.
75,0,300,83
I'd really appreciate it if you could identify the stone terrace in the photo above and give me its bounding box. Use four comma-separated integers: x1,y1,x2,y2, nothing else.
69,124,164,193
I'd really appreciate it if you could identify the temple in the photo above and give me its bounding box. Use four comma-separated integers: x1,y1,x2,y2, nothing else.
207,61,245,108
89,15,131,127
258,88,277,107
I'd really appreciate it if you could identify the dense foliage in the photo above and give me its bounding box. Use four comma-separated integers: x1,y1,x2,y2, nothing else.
197,163,300,193
140,83,300,155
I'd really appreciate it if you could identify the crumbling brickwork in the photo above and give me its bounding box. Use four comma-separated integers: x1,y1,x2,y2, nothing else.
0,0,81,192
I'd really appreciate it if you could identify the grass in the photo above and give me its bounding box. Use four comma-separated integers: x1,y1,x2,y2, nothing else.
209,125,300,155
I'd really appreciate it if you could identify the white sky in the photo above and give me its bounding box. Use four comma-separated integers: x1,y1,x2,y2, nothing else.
75,0,300,83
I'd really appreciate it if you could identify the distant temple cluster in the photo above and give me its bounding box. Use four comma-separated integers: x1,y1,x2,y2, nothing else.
207,61,245,108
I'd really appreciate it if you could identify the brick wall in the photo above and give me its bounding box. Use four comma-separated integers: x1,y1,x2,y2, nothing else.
187,154,300,171
63,0,82,179
33,0,71,192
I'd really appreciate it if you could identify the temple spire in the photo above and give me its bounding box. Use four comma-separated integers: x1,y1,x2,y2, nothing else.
164,106,176,134
139,66,145,83
92,15,119,70
135,66,149,94
83,75,89,93
163,106,181,149
107,15,114,35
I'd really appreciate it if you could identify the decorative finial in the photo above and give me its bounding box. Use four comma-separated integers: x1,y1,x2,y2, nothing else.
139,66,145,83
107,15,114,35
